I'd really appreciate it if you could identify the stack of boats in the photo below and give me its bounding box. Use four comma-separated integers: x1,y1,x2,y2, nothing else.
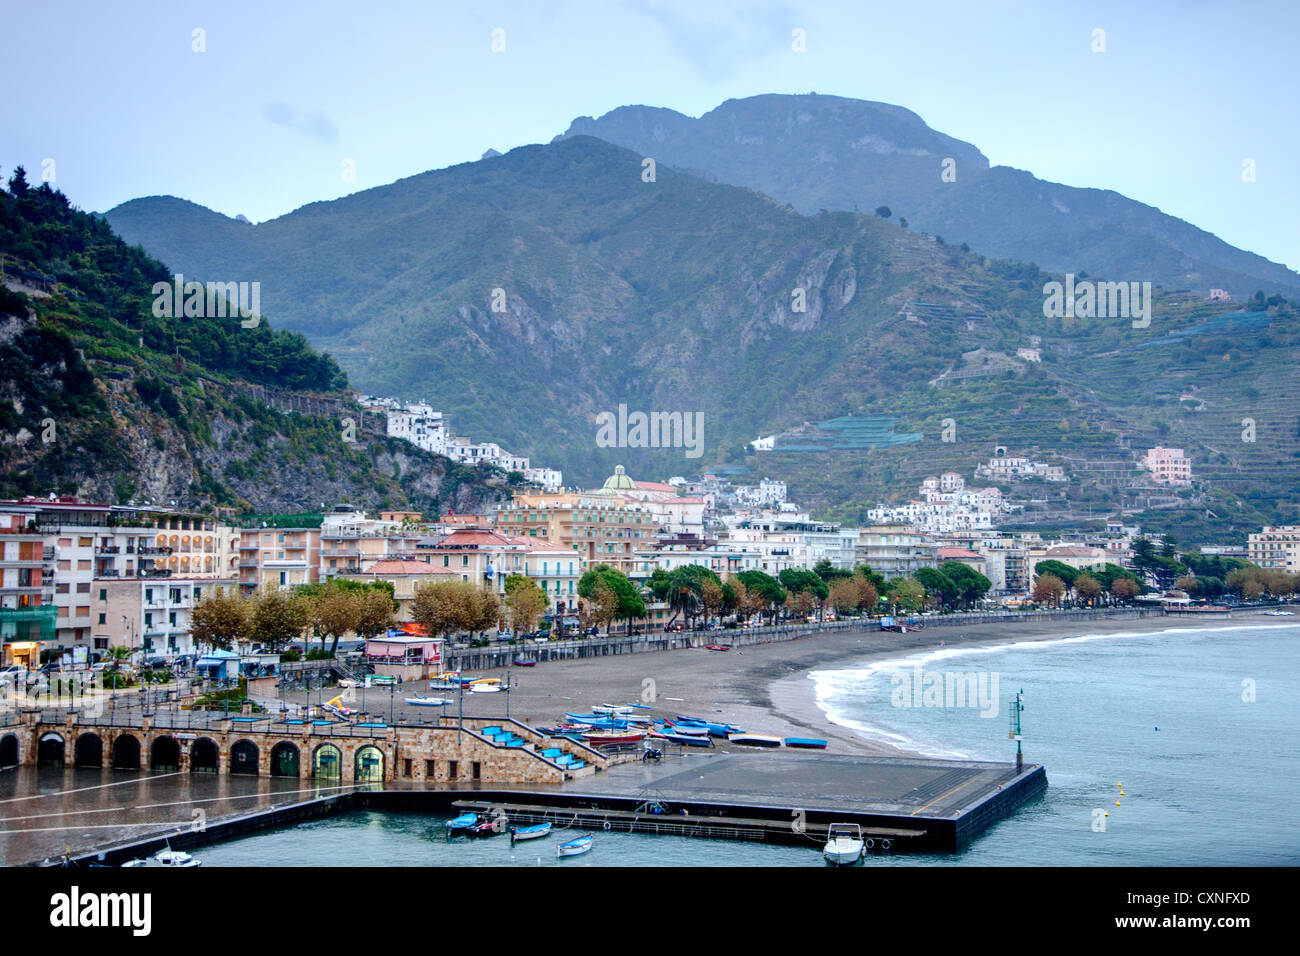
444,813,593,857
540,706,830,751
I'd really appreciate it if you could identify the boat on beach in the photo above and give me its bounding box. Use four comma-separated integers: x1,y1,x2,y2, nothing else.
727,733,783,748
823,823,865,865
582,730,645,746
784,737,828,749
405,695,452,707
556,834,594,857
651,729,715,747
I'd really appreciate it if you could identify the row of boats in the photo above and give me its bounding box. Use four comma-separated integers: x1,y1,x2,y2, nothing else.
538,704,828,750
406,673,502,706
445,813,593,857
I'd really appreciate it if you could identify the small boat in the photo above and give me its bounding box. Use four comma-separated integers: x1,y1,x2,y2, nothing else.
556,834,593,858
512,658,537,667
155,848,201,867
466,821,504,838
593,704,634,715
509,822,552,842
705,644,732,651
674,717,741,737
651,730,714,747
470,683,502,694
405,695,452,707
445,812,478,833
823,823,865,865
784,737,828,749
727,733,782,748
566,713,631,726
662,722,709,737
582,730,645,746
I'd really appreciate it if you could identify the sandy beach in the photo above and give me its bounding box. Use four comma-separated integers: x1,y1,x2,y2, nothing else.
450,609,1294,758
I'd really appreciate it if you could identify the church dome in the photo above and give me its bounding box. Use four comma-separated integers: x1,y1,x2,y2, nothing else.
600,464,637,492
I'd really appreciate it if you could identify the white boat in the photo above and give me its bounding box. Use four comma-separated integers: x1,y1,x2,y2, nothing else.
593,704,633,715
124,847,202,867
556,833,593,857
469,684,501,694
509,822,552,842
405,695,452,707
823,824,864,866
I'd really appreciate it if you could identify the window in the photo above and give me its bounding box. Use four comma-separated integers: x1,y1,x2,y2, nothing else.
97,613,106,625
98,588,106,601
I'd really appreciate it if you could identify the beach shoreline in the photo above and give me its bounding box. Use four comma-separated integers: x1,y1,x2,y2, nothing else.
495,609,1294,759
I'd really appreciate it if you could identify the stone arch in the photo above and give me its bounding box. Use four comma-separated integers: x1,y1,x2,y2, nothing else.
312,743,342,780
74,732,103,768
270,741,300,778
0,733,18,768
150,736,181,772
190,737,219,773
229,739,259,775
112,734,141,770
354,745,384,783
37,732,65,767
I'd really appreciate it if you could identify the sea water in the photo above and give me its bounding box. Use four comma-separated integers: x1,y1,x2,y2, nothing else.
199,623,1300,866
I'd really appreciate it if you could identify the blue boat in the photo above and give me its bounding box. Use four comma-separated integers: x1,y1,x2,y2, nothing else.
557,834,593,858
565,713,631,728
674,717,742,737
653,729,715,747
784,737,828,749
509,822,552,842
445,812,477,833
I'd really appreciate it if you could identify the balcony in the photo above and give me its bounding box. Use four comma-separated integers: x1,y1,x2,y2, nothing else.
138,569,172,578
138,546,173,556
95,545,121,555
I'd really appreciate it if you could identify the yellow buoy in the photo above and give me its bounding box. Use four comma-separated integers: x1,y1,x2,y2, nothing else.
1115,800,1121,806
1104,812,1109,817
1117,782,1123,788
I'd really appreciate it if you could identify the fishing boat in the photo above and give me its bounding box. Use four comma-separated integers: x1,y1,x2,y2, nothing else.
509,822,551,842
784,737,828,749
662,721,709,737
565,713,632,726
445,812,478,834
674,717,742,737
556,834,594,858
823,823,865,865
404,695,452,707
727,733,783,748
582,730,645,746
592,704,634,715
651,729,715,747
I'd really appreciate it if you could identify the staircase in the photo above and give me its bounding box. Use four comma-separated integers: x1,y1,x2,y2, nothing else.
465,718,604,778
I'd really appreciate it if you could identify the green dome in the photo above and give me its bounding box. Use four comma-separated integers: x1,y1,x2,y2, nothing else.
600,464,636,492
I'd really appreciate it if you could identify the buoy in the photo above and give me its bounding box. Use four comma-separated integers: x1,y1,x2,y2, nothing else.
1117,782,1122,788
864,838,875,849
881,839,892,850
602,821,611,831
1104,812,1108,817
1115,800,1121,806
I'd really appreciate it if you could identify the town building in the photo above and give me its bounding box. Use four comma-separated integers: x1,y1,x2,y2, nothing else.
855,524,939,578
1139,446,1192,485
1248,526,1300,572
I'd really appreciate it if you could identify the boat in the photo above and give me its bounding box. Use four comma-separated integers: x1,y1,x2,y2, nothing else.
674,717,742,737
123,847,202,868
582,730,645,746
784,737,828,749
405,695,452,707
556,834,594,858
727,733,783,748
466,821,504,838
705,644,732,651
661,721,709,736
512,658,537,667
651,730,715,747
445,812,478,833
823,823,865,865
470,683,502,694
509,822,552,842
593,704,634,715
566,713,632,726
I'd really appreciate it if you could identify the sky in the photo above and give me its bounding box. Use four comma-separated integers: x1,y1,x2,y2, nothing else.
3,0,1297,271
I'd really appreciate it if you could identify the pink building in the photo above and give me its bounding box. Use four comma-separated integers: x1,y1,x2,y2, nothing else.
1139,447,1192,486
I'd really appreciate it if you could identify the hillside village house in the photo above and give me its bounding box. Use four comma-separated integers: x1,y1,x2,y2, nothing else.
1139,446,1192,486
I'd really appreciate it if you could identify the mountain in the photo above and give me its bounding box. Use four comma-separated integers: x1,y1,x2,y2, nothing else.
104,135,1300,540
0,168,506,516
555,94,1300,299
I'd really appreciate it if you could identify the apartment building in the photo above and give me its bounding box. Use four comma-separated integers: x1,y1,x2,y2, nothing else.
1248,526,1300,571
1139,446,1192,485
93,576,238,657
497,489,659,578
0,505,55,666
238,527,321,593
855,524,939,578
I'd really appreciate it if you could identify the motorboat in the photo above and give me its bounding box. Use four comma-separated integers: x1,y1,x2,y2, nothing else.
726,733,783,748
466,820,504,838
124,847,201,867
823,823,865,865
509,822,552,842
405,695,452,707
556,834,593,858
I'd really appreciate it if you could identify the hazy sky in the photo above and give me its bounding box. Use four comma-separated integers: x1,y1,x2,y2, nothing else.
4,0,1297,270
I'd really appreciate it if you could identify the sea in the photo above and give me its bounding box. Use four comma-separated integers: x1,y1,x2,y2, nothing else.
200,621,1300,866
